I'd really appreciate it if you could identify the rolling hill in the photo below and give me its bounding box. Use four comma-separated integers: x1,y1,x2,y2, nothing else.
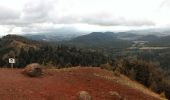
65,32,132,48
24,33,80,41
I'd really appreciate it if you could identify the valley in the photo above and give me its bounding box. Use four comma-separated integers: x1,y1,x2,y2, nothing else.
1,32,170,99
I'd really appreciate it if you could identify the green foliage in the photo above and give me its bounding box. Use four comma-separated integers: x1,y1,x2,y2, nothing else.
113,59,170,99
0,35,108,68
100,63,113,71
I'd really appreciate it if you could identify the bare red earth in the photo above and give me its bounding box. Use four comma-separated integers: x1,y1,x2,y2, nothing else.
0,67,162,100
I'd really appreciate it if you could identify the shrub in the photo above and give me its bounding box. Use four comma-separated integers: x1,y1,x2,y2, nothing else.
100,63,113,71
113,59,170,99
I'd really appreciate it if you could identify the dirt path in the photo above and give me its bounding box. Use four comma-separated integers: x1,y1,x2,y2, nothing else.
0,67,164,100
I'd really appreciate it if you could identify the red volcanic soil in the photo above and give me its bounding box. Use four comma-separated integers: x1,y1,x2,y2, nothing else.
0,67,164,100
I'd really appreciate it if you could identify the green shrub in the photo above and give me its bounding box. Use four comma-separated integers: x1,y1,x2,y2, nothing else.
113,59,170,99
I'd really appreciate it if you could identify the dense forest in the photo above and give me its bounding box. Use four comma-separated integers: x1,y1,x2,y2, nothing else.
0,35,108,68
107,48,170,73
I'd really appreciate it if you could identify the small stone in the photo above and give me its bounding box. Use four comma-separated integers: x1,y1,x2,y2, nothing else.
78,91,92,100
109,91,124,100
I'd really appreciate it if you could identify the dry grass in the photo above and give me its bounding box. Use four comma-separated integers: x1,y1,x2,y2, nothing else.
93,69,167,100
45,66,166,100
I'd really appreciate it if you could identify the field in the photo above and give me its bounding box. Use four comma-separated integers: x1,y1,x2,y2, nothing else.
0,67,165,100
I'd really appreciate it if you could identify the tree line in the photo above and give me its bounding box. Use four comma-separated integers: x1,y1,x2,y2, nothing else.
0,45,108,68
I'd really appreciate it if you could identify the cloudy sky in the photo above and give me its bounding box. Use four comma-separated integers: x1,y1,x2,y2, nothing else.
0,0,170,35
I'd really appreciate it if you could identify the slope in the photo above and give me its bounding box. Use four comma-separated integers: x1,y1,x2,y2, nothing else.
0,67,165,100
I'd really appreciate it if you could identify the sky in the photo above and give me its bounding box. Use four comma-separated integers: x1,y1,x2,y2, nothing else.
0,0,170,35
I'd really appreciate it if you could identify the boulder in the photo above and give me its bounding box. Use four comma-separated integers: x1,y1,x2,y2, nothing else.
23,63,43,77
78,91,92,100
109,91,125,100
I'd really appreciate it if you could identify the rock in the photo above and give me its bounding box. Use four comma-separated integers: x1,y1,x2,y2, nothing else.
78,91,92,100
23,63,43,77
109,91,125,100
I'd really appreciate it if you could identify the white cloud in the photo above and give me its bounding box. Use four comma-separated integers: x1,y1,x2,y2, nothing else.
0,0,169,35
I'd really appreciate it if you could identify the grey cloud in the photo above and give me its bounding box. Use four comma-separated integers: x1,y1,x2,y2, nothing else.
22,0,55,23
0,0,56,26
0,7,19,20
21,24,80,35
0,0,161,35
81,17,155,26
0,7,20,25
160,0,170,7
52,12,155,26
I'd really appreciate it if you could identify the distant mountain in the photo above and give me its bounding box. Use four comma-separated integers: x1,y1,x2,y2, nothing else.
23,33,81,41
22,27,170,42
133,33,170,47
117,32,143,40
65,32,132,48
22,27,87,41
128,28,170,35
147,35,170,47
21,29,170,48
138,35,160,42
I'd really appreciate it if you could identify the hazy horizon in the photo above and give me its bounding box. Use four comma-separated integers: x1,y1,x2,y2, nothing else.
0,0,170,36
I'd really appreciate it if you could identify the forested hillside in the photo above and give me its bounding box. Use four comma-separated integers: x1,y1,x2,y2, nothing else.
111,59,170,98
0,35,107,67
65,32,132,48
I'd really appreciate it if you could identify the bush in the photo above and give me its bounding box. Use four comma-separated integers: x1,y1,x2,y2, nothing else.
113,59,170,99
100,63,113,71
